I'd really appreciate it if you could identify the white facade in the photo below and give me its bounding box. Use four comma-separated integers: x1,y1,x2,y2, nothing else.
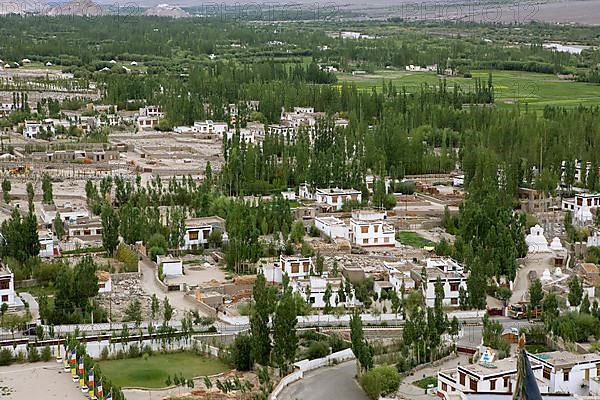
314,216,349,240
349,210,395,247
562,194,600,225
365,175,392,193
182,216,226,250
157,255,183,277
226,128,256,143
529,351,600,396
261,255,314,284
38,235,55,258
24,120,55,139
315,188,361,211
137,116,160,130
588,230,600,247
0,267,17,306
281,190,296,201
412,257,467,307
96,271,112,293
383,261,416,292
41,203,90,226
193,120,228,135
292,276,355,308
453,175,465,187
139,105,164,118
299,183,314,200
526,224,550,253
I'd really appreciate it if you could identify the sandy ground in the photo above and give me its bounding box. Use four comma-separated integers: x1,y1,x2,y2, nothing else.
510,253,555,304
0,361,84,400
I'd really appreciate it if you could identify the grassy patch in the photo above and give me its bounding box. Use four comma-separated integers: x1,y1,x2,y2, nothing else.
525,344,552,354
61,246,104,255
97,352,230,388
413,376,437,389
338,69,600,112
17,285,55,298
396,231,434,248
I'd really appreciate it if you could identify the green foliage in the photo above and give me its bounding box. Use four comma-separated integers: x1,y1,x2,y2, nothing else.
115,244,139,272
361,365,400,400
0,348,12,366
568,276,583,307
0,209,40,263
307,341,330,360
231,335,254,371
1,179,11,203
41,174,53,204
101,203,120,257
272,284,298,375
350,310,373,373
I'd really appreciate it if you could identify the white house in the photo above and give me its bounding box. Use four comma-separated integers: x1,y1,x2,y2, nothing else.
299,183,314,200
157,255,183,277
0,266,17,306
66,217,103,240
383,260,416,292
315,187,362,211
365,175,392,193
411,257,468,307
139,105,164,118
437,356,547,400
226,127,256,143
562,193,600,225
349,210,395,248
137,116,160,130
292,275,355,308
96,271,112,293
281,189,296,201
314,216,349,240
40,203,90,226
529,351,600,396
261,255,313,284
38,234,55,258
193,120,228,135
23,120,55,139
182,216,226,250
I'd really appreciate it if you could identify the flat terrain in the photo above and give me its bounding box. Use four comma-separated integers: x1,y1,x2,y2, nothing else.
339,70,600,111
0,361,83,400
97,352,230,388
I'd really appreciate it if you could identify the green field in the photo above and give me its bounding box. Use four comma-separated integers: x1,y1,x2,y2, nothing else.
97,352,230,388
413,376,438,389
338,69,600,111
396,231,435,248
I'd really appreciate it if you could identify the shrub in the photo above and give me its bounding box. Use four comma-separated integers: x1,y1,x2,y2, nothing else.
0,348,13,366
362,365,400,400
41,346,52,362
231,335,253,371
100,347,109,360
115,244,139,272
15,351,25,363
328,333,348,353
307,341,330,360
27,346,40,363
128,344,141,358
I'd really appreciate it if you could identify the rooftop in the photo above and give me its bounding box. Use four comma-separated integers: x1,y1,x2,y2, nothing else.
458,357,533,378
529,351,600,368
316,187,361,195
185,216,225,228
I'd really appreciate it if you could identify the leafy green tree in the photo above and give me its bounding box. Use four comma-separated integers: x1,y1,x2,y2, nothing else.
162,297,173,326
272,286,298,375
101,203,120,256
350,310,373,373
1,179,11,204
53,212,65,240
361,366,400,400
41,174,53,204
231,335,253,371
0,209,40,263
124,299,142,327
529,278,543,312
323,283,332,314
250,274,276,365
290,220,305,244
26,182,34,213
568,276,583,307
580,294,590,314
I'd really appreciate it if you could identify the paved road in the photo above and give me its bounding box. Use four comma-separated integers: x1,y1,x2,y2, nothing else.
510,253,554,304
277,360,367,400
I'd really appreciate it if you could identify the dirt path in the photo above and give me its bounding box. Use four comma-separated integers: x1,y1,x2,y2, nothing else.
0,361,84,400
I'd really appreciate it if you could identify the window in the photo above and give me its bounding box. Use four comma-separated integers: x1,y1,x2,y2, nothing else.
469,378,477,391
450,283,459,291
384,237,389,243
362,238,368,244
451,298,458,305
490,379,496,390
563,369,570,381
98,283,105,289
361,226,369,234
503,377,509,387
188,230,199,241
309,297,315,304
442,383,447,391
83,230,91,236
291,263,299,273
1,295,7,302
73,230,81,236
96,229,103,235
0,280,9,290
40,244,47,250
459,373,465,386
374,225,379,233
543,367,551,380
303,263,309,272
374,238,378,244
331,195,338,203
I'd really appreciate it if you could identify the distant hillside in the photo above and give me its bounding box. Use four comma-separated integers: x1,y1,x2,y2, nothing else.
142,3,190,17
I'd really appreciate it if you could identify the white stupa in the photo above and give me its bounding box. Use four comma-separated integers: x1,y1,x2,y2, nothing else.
525,224,550,253
550,237,564,251
541,268,552,282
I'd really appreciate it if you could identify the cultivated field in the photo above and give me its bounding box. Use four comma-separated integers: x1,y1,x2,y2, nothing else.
339,69,600,111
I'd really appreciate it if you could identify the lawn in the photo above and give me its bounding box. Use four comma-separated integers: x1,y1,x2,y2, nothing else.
413,376,438,389
17,285,55,298
525,344,553,354
97,352,230,388
337,69,600,111
396,231,435,248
